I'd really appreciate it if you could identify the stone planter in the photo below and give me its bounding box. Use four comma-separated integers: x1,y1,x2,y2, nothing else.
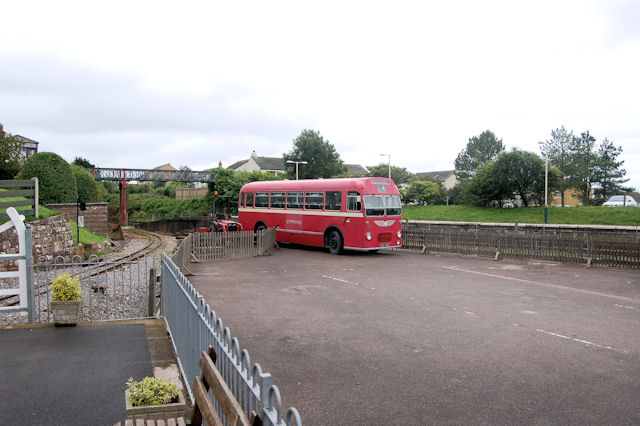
50,300,81,326
125,389,186,421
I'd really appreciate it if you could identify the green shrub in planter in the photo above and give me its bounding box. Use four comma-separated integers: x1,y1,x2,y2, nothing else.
126,377,179,406
51,273,81,301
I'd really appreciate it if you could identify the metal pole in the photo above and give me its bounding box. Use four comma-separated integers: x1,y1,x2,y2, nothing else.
544,145,548,224
295,162,299,180
76,200,80,245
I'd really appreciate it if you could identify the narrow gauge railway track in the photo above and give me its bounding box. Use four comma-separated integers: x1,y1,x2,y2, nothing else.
0,230,165,308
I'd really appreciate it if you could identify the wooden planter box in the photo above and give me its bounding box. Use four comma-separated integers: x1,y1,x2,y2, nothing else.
125,389,187,421
50,300,81,325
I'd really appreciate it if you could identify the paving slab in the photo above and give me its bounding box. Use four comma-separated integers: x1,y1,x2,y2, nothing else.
0,322,154,426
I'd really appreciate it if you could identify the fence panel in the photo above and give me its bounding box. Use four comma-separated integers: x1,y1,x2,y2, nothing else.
161,254,301,426
401,222,639,268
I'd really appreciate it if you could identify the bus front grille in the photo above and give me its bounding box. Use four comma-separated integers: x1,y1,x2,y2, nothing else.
378,233,392,243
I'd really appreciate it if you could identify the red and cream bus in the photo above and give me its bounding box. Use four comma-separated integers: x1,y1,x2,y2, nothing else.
237,177,402,254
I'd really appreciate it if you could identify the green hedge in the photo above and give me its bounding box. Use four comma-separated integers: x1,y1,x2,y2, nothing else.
18,152,77,204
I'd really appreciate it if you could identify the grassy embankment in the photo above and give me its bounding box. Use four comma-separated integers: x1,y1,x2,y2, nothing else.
402,205,640,226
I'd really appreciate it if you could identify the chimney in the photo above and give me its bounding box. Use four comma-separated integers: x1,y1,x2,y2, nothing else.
251,150,257,159
218,161,223,168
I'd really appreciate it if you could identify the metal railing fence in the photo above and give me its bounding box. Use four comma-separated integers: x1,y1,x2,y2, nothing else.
161,253,301,426
29,254,159,324
402,222,640,268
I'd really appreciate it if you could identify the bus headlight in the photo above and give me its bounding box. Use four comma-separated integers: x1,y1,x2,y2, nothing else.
397,230,402,238
366,232,372,241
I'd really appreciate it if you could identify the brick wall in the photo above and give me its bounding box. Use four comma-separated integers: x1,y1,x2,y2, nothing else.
0,214,74,271
45,202,108,236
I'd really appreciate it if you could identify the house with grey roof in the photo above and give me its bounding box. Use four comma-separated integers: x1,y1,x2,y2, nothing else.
228,151,368,177
415,170,457,189
227,151,286,176
13,135,39,160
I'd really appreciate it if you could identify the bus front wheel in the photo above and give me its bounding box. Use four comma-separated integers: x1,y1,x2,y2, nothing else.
255,223,267,232
326,230,342,255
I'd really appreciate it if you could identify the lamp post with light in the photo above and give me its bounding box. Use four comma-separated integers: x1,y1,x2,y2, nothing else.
379,154,391,179
286,160,308,180
538,141,549,224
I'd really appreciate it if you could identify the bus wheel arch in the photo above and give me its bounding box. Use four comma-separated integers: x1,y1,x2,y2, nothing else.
254,221,267,232
324,227,343,255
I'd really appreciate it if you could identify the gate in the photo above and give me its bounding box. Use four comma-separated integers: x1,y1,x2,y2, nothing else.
0,207,35,321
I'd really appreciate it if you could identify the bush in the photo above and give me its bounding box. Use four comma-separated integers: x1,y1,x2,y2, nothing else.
71,164,98,203
126,377,178,406
51,273,82,301
18,152,77,204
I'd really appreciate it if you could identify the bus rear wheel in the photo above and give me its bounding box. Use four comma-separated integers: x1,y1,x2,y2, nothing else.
327,229,342,255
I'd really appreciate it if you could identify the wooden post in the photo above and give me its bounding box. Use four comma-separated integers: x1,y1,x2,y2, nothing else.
148,268,155,317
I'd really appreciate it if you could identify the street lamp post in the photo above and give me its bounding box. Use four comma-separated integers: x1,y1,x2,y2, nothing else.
538,141,549,224
379,154,391,179
286,160,308,180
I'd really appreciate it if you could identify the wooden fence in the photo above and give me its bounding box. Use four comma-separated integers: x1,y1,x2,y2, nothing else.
0,179,38,221
171,228,277,275
402,222,640,268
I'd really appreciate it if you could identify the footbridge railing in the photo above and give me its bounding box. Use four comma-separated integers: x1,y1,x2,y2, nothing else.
161,253,301,425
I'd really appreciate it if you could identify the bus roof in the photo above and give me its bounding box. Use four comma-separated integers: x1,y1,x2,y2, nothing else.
239,177,399,194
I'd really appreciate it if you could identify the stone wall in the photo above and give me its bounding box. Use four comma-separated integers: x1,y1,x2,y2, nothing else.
46,202,108,236
0,215,74,271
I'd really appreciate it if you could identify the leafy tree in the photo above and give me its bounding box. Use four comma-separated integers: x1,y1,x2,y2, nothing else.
0,123,24,179
402,179,444,205
209,168,282,214
283,129,344,179
495,149,546,207
467,161,510,207
568,131,597,205
72,157,95,170
454,130,505,180
544,126,574,207
592,138,630,202
367,163,413,185
70,164,98,203
17,152,77,204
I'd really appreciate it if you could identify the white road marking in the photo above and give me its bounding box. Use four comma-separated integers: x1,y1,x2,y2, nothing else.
322,275,373,290
464,311,475,316
536,329,624,353
444,265,640,304
615,304,634,310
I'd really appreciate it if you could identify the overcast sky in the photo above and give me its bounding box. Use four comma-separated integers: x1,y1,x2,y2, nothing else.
1,0,639,191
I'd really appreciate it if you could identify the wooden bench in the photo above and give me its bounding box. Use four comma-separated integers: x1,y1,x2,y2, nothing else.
191,346,262,426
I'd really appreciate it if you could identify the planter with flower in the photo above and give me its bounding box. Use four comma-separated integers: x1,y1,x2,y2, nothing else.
50,273,82,326
125,376,186,421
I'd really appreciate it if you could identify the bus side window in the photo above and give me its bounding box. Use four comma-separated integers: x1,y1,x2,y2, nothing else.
270,192,285,208
325,191,341,211
286,191,303,209
305,192,323,210
239,193,245,208
246,192,254,208
347,191,361,211
255,192,268,208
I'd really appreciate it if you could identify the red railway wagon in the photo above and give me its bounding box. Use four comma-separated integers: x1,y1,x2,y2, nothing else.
237,177,402,254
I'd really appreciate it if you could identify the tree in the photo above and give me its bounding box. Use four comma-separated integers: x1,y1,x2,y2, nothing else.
402,179,444,205
544,126,574,207
72,157,95,170
367,164,413,185
283,130,344,179
568,131,597,205
208,168,282,214
454,130,505,180
70,164,98,203
494,149,546,207
17,152,77,203
0,123,24,179
592,138,630,201
467,161,510,207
